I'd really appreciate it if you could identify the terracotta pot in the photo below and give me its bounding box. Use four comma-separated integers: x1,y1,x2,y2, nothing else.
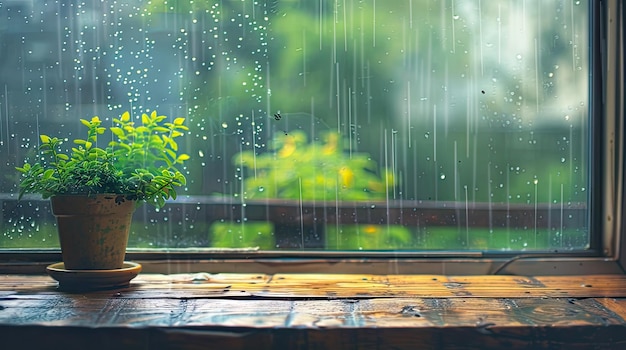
51,194,136,270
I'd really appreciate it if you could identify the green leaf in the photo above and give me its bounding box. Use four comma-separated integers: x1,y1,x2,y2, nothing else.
176,154,190,162
110,127,125,138
157,196,165,208
42,169,55,180
135,126,149,134
116,143,132,151
92,148,108,157
162,135,177,150
164,149,177,161
40,135,51,144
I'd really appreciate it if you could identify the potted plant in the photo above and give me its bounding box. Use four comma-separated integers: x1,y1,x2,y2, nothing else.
15,110,189,277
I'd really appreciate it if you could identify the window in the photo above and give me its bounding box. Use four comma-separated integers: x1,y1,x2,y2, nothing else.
0,0,624,274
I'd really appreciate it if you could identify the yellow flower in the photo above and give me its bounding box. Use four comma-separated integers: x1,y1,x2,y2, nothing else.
363,225,379,234
278,137,296,158
323,133,339,155
338,166,354,188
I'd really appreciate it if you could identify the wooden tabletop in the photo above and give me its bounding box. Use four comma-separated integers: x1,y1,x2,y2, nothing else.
2,273,626,349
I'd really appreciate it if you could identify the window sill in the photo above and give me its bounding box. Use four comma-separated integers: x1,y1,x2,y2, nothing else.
1,253,624,276
1,273,626,349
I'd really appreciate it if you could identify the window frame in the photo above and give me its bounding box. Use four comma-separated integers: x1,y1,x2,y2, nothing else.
0,0,624,276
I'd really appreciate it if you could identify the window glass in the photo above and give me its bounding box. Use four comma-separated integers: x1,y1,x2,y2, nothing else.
0,0,590,252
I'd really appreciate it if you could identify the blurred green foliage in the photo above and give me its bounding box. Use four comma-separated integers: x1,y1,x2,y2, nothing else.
0,1,590,251
234,130,394,200
139,0,587,208
326,224,412,250
210,221,275,249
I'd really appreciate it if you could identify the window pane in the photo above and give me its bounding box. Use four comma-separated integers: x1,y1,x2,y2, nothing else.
0,0,590,252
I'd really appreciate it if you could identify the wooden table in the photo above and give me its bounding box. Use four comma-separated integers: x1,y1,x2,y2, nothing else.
2,273,626,349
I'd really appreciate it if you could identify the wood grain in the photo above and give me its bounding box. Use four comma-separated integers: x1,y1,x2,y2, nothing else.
5,273,625,298
1,273,626,349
